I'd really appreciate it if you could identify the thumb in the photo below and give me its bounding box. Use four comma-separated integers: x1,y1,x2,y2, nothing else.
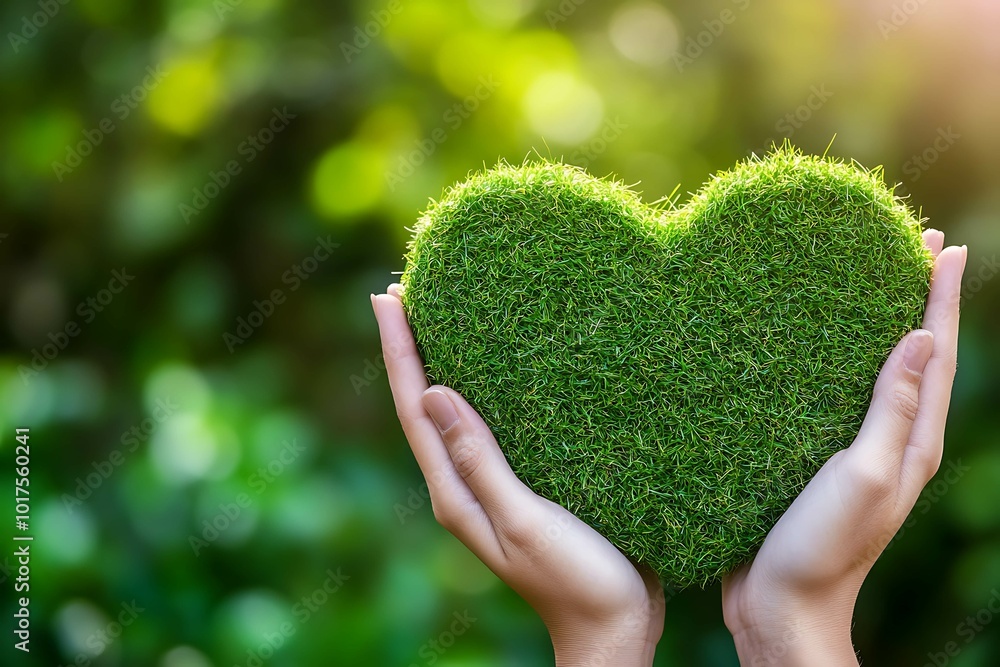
421,386,535,516
849,329,934,471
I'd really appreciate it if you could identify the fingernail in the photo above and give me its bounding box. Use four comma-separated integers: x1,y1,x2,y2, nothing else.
423,389,459,433
903,330,934,374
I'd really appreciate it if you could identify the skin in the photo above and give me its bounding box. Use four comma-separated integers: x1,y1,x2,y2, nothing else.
372,229,966,666
722,230,967,665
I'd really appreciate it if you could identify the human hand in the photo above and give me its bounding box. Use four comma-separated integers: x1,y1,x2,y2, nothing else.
373,285,665,667
721,229,967,666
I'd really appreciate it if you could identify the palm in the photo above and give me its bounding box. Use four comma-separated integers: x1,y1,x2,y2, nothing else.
500,495,666,637
723,450,876,621
723,233,965,651
374,285,665,660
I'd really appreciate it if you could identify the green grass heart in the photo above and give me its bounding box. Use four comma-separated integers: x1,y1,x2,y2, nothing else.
400,147,932,588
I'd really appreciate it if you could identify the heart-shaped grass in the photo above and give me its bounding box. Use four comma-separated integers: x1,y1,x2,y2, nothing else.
400,147,932,587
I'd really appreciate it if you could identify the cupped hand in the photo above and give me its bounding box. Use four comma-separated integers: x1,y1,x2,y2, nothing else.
722,229,967,665
373,286,665,667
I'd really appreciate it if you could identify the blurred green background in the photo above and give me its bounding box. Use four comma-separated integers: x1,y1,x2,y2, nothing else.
1,0,999,664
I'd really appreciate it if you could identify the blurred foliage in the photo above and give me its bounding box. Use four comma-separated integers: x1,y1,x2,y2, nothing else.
1,0,998,665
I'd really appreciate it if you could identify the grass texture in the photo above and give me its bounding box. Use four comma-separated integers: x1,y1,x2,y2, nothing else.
400,147,933,588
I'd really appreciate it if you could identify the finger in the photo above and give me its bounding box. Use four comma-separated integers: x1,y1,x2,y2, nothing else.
922,229,944,257
387,283,402,299
373,293,431,434
372,294,479,514
422,386,537,524
847,329,933,473
901,244,967,487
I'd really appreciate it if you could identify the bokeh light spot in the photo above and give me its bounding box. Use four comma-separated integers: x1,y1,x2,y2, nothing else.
382,0,463,70
37,501,97,564
144,363,212,415
310,141,385,220
1,364,57,426
609,2,680,66
434,30,502,98
357,104,421,149
52,361,106,421
523,72,604,144
150,414,240,483
160,645,213,667
213,590,293,649
497,31,578,103
147,54,222,136
55,600,111,660
112,163,190,250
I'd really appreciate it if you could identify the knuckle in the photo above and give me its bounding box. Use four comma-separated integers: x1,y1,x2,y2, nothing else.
913,442,945,483
943,286,962,311
450,440,485,481
499,525,546,562
844,455,894,497
431,502,455,530
514,510,572,555
890,385,920,424
921,455,944,484
394,405,409,426
394,405,422,433
383,332,417,363
857,465,891,492
495,513,535,552
935,351,958,377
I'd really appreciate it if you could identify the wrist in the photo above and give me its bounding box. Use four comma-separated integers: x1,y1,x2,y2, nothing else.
548,617,654,667
725,576,861,666
730,622,857,667
728,597,858,667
